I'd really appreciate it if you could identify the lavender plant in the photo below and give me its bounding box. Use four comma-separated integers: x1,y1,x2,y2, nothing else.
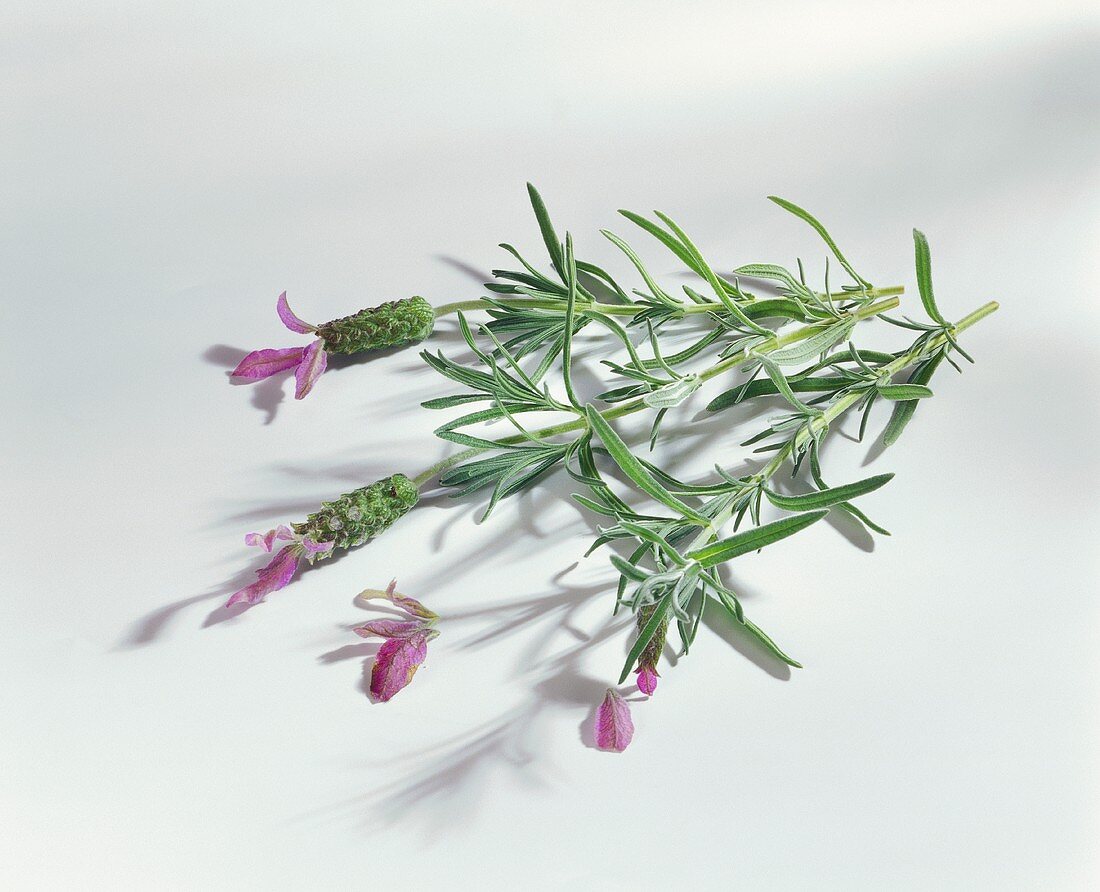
227,186,997,751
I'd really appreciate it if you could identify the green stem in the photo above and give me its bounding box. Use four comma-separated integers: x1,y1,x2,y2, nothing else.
431,285,904,319
432,299,488,317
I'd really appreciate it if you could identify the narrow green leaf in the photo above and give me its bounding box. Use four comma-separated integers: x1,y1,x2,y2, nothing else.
913,229,947,325
768,196,871,289
686,510,828,568
706,376,850,412
585,405,710,526
882,353,944,447
876,384,933,400
642,374,701,409
766,319,855,366
741,618,803,668
527,183,565,280
758,357,819,415
764,473,894,511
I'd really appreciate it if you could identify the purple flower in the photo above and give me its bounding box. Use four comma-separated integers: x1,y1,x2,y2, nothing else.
231,292,328,399
595,688,635,753
635,665,659,696
226,525,334,607
353,580,440,701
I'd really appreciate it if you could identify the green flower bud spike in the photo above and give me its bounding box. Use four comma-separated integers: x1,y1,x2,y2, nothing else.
317,296,436,354
292,474,420,560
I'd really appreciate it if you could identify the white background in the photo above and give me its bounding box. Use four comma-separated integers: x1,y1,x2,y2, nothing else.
3,2,1098,889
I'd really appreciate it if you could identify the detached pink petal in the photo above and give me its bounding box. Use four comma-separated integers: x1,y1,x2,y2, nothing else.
370,632,430,701
232,347,306,380
226,545,301,607
353,619,425,639
277,291,315,334
383,579,438,620
293,339,328,399
595,688,634,752
636,666,659,696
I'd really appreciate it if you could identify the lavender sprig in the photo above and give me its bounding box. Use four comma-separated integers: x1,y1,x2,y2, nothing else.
224,187,998,753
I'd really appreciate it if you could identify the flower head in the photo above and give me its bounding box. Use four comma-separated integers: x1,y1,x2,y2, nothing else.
231,292,328,399
353,580,439,701
595,688,635,753
230,294,436,400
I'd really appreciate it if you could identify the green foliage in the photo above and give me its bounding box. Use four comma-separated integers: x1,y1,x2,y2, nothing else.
414,185,996,682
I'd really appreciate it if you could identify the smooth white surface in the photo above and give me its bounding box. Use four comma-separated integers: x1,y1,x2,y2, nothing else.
3,3,1099,889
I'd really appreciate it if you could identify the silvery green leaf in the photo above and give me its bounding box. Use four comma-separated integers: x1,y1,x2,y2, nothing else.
766,319,855,366
876,384,933,400
642,374,701,409
733,263,813,299
687,510,828,568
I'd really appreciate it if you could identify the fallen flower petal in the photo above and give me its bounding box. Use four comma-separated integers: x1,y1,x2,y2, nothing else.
370,632,431,701
231,347,306,380
353,619,426,639
595,688,634,753
294,339,328,399
226,545,301,607
276,291,315,334
635,665,659,696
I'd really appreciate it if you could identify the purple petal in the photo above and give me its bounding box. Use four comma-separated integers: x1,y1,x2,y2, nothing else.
293,339,328,400
232,347,305,381
300,537,334,556
595,688,634,752
277,291,315,334
353,619,426,639
383,579,438,621
636,666,659,696
226,545,301,607
370,633,430,701
244,525,295,552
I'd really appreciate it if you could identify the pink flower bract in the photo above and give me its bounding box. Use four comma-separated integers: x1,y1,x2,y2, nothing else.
226,545,301,607
636,665,659,696
294,339,328,400
595,688,634,752
276,291,316,334
370,632,431,701
232,347,306,380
